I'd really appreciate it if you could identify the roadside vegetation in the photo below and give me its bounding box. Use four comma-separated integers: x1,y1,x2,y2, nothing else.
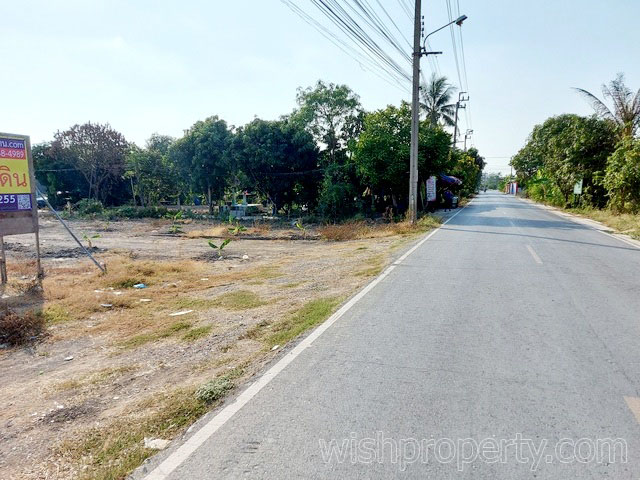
34,77,483,224
509,73,640,237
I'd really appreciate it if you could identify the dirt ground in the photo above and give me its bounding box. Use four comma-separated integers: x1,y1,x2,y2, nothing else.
0,214,438,479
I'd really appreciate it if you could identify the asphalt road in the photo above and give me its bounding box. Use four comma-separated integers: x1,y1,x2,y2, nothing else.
140,192,640,479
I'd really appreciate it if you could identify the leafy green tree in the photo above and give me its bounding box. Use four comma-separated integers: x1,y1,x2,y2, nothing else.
421,73,457,127
575,73,640,139
125,135,177,207
232,119,319,214
49,122,128,202
354,104,411,197
451,150,482,197
179,116,234,213
604,139,640,212
353,102,454,210
293,80,363,164
512,114,616,205
33,142,87,207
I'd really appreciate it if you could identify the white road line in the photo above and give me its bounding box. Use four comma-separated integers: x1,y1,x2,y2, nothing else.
142,200,475,480
526,244,543,264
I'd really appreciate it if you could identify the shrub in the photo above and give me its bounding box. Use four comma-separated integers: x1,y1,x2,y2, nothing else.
0,309,46,346
195,376,234,404
74,199,104,215
604,139,640,213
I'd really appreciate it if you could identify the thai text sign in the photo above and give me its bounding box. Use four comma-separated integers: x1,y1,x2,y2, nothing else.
426,176,437,202
0,135,32,212
0,133,37,236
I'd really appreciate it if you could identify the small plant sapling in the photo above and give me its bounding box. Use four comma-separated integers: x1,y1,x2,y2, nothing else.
208,238,232,258
82,233,101,249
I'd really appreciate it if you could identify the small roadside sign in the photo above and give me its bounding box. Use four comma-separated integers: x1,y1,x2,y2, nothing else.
0,132,41,283
426,176,437,202
573,178,583,195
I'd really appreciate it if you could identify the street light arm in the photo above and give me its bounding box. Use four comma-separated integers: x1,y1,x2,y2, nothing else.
422,15,467,54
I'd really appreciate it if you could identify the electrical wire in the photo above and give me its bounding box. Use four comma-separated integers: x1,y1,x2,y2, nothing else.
281,0,410,92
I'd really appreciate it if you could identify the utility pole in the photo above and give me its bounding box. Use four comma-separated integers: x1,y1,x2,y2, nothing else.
408,0,421,224
453,91,468,147
464,129,473,151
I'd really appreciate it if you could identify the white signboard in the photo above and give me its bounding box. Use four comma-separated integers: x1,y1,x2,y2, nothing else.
426,176,437,202
573,179,583,195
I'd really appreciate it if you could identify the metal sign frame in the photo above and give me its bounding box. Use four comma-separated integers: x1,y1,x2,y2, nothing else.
0,132,42,284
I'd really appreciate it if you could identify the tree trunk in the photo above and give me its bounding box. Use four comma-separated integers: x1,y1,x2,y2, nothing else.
130,178,136,206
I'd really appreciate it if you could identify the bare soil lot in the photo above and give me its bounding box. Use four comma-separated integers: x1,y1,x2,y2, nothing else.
0,214,439,479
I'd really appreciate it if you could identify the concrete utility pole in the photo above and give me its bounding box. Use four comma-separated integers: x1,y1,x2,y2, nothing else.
408,0,422,224
464,129,473,151
409,12,468,223
453,91,468,146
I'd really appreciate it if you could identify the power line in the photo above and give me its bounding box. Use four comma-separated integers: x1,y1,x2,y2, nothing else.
445,0,464,90
281,1,410,92
310,0,412,82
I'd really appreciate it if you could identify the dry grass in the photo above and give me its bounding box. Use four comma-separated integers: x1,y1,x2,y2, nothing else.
57,387,211,480
0,308,46,345
569,208,640,239
319,215,441,241
52,365,138,393
354,254,385,277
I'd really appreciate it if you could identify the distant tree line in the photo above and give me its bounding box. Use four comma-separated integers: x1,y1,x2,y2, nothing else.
511,74,640,212
34,78,485,219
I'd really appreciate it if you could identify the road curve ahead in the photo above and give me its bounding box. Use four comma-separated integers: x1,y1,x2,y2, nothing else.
141,192,640,479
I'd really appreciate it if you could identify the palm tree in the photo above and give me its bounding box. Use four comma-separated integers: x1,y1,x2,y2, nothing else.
574,73,640,138
421,73,457,127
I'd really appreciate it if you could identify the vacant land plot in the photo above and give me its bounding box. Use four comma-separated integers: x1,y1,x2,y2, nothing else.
0,214,440,479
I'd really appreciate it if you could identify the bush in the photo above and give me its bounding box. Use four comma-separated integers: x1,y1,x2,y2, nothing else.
195,376,234,404
103,205,169,220
74,199,104,215
604,139,640,213
0,309,46,346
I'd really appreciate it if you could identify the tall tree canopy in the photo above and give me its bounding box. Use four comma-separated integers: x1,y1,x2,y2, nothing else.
180,116,233,212
512,114,617,205
575,73,640,139
353,102,457,205
49,122,128,202
293,80,363,164
232,119,319,213
421,73,457,127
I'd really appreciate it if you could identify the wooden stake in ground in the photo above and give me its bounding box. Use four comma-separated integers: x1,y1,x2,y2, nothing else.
0,235,7,285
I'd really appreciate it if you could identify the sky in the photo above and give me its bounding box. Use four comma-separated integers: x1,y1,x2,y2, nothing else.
3,0,639,175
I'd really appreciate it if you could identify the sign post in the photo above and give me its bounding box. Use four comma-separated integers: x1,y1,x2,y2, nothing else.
426,176,437,202
0,133,41,283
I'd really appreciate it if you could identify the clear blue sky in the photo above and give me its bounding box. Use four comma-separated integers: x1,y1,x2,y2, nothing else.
3,0,639,175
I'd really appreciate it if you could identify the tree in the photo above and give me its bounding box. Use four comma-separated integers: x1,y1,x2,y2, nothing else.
233,119,319,214
125,134,177,207
512,114,617,206
451,150,482,197
33,142,87,207
186,116,233,213
421,73,457,127
293,80,363,164
604,139,640,212
49,123,128,202
353,102,453,210
575,73,640,139
353,104,411,199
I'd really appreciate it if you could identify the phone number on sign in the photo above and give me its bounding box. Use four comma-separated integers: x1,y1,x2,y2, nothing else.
0,148,26,159
0,194,17,204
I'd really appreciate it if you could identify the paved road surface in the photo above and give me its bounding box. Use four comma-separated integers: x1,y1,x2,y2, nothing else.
140,192,640,479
